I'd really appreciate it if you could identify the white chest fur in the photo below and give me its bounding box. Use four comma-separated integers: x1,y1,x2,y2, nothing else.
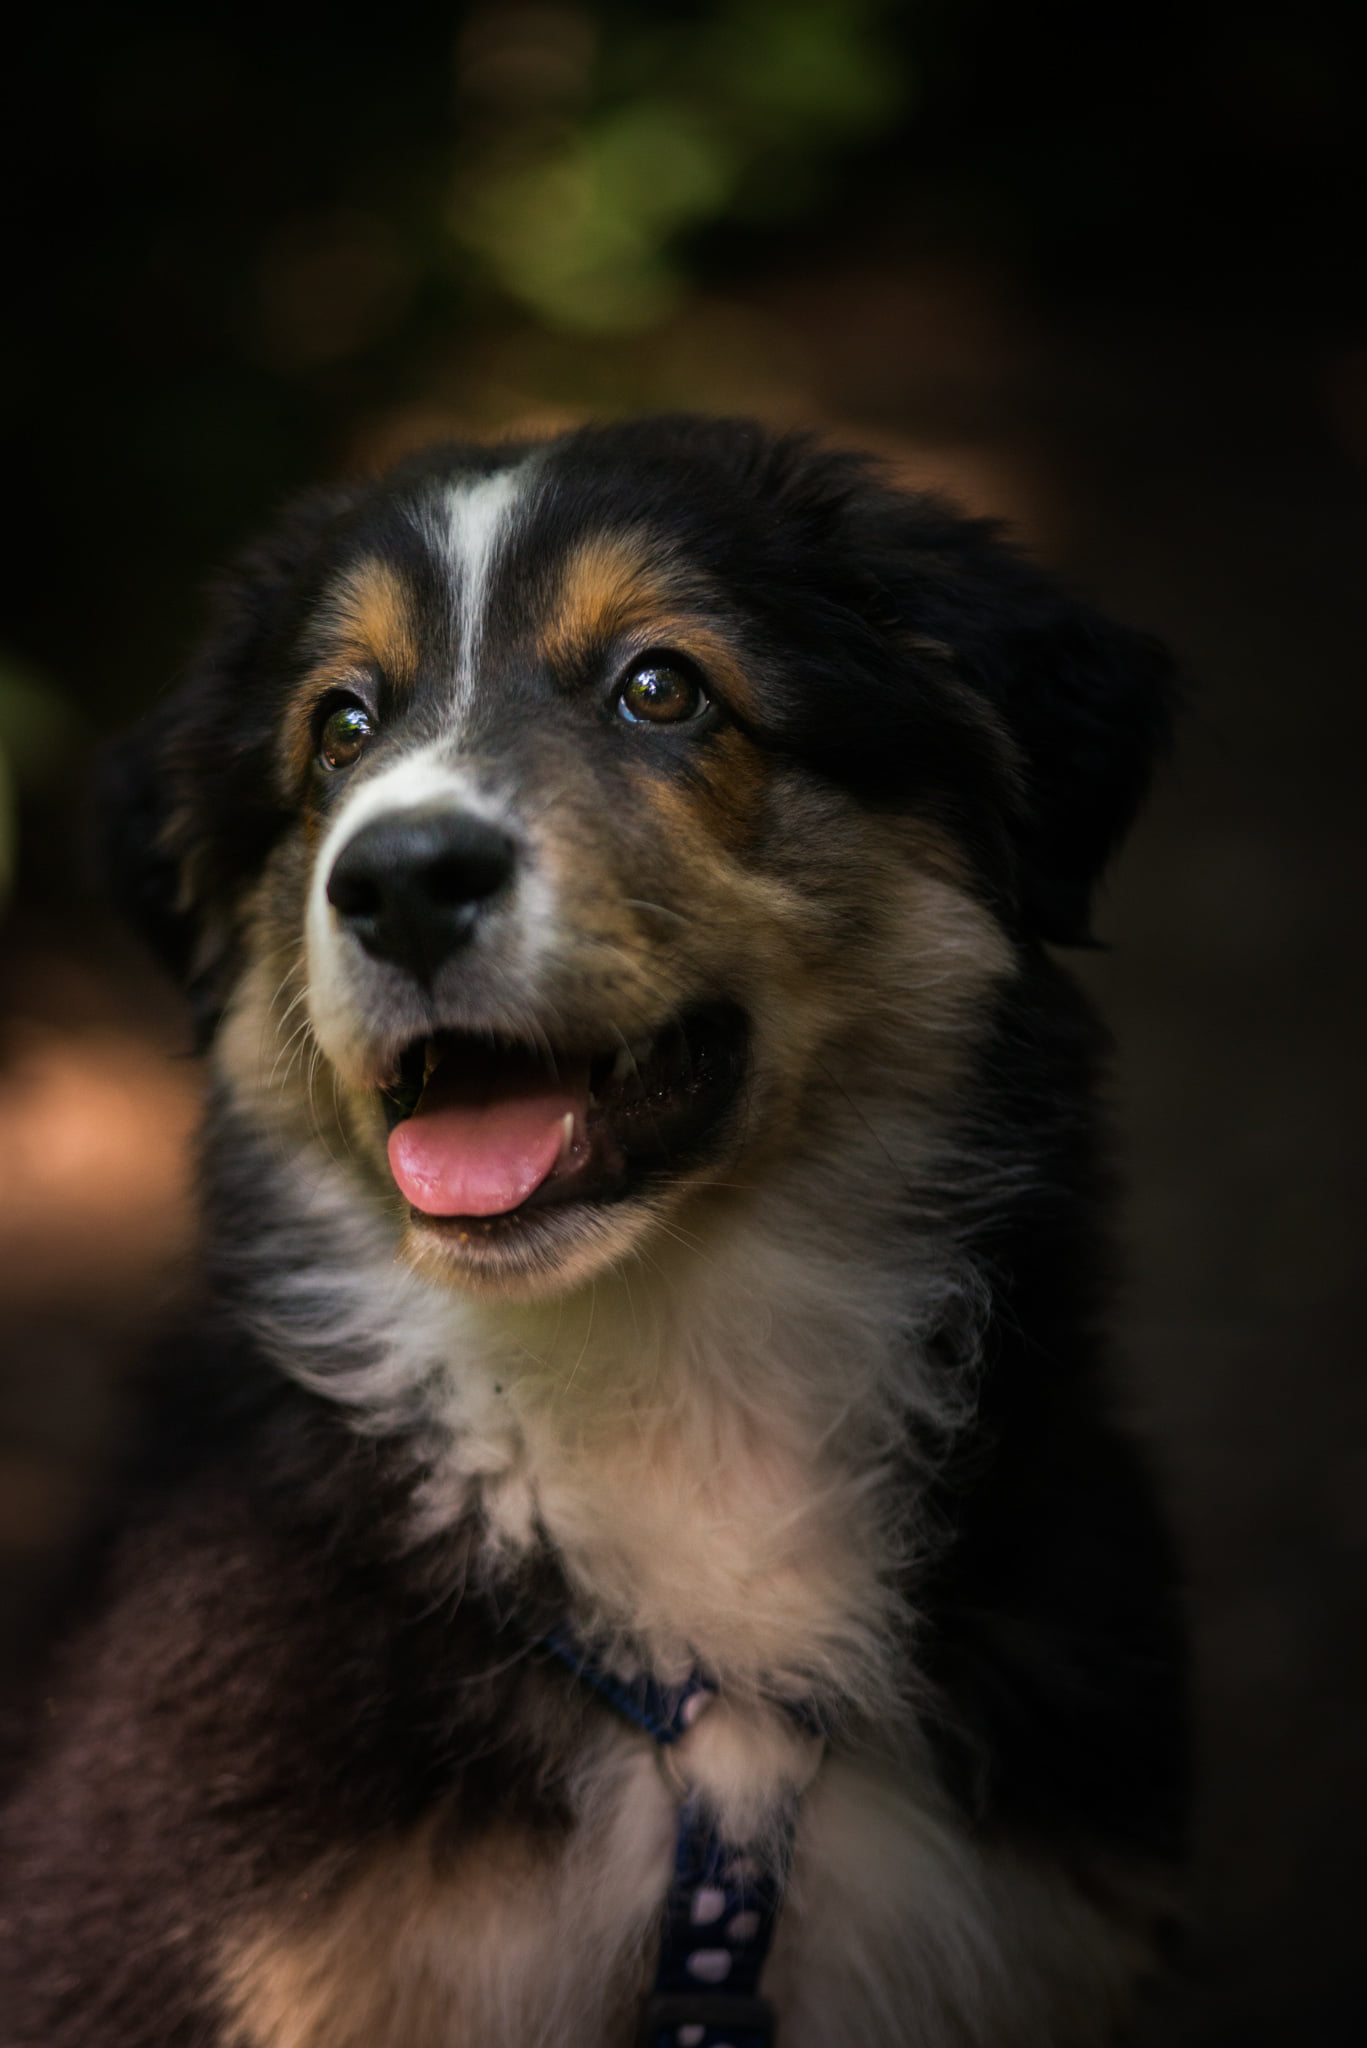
229,1155,1145,2046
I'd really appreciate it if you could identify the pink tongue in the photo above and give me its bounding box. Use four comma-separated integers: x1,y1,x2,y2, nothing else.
388,1051,588,1218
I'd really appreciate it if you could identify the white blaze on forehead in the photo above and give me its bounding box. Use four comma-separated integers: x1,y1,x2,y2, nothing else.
434,466,528,700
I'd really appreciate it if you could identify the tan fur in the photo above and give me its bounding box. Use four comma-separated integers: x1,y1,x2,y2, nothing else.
216,860,369,1173
224,726,1013,1310
204,489,1159,2047
220,614,1016,1687
537,532,672,672
538,531,758,715
217,1744,670,2048
769,1755,1169,2048
315,555,421,688
217,1742,1165,2048
279,558,420,792
633,724,771,854
219,812,1010,1711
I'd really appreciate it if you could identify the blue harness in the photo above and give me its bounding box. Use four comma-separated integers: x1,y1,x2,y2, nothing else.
542,1629,807,2048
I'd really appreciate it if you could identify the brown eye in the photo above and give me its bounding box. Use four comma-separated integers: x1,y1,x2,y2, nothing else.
317,700,375,771
616,661,707,726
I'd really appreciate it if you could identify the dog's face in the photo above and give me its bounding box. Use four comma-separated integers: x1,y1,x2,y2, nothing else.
111,420,1174,1299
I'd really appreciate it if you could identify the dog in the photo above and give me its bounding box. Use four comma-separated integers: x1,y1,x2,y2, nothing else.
0,417,1186,2047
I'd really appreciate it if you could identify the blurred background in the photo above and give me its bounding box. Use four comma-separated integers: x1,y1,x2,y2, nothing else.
3,2,1366,2037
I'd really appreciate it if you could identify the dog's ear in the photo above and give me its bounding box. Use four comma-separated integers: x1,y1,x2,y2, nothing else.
100,484,359,1037
745,437,1180,946
817,467,1180,946
982,591,1179,945
100,701,201,993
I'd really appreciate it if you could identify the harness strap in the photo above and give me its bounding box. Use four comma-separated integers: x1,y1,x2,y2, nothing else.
541,1627,717,1744
542,1629,807,2048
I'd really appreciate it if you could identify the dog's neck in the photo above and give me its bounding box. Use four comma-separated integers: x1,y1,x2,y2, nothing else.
220,1106,983,1714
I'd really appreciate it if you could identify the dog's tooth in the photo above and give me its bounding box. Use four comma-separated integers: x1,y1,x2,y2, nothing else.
556,1111,576,1164
423,1039,439,1083
610,1047,635,1084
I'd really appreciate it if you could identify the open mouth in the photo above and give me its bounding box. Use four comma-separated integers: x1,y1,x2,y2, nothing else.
380,1002,748,1231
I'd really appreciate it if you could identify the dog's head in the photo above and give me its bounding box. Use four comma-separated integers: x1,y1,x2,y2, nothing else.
107,419,1174,1297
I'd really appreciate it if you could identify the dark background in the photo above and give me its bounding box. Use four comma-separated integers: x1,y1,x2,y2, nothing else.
3,4,1366,2038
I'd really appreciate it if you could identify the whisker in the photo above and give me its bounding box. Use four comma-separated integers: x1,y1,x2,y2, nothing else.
330,1064,360,1166
811,1055,921,1209
270,1015,316,1092
303,1042,347,1167
650,1217,717,1270
563,1282,598,1393
622,898,690,927
256,958,308,1072
676,1179,758,1194
271,980,310,1032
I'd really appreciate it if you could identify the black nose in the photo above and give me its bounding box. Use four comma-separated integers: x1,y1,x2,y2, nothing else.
326,805,517,984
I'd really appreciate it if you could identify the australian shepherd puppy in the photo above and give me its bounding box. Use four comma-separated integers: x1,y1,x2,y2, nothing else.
0,418,1185,2047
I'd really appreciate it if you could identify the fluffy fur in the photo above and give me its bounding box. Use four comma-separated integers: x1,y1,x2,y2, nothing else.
0,418,1185,2046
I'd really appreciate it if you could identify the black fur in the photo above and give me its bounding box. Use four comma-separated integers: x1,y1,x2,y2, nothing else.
2,419,1186,2046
